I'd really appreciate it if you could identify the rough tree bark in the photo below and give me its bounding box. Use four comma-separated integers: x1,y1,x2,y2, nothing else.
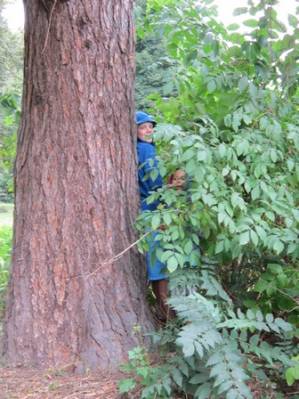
3,0,154,370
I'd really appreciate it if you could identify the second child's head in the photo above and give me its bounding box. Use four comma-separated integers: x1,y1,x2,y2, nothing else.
168,169,186,191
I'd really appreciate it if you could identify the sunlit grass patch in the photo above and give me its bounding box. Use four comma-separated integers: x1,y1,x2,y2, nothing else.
0,219,12,318
0,202,13,227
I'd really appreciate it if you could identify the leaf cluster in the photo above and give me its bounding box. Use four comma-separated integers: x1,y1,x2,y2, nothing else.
132,0,299,397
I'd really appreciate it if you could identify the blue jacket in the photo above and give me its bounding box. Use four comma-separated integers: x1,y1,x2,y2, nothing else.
137,139,163,211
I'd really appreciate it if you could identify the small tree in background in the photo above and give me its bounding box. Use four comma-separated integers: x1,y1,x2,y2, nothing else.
135,0,178,109
0,1,23,201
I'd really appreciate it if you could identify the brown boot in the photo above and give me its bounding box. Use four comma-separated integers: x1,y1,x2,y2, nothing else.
152,279,175,322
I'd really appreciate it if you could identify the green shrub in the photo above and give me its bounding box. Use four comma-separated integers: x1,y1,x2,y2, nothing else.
123,0,299,397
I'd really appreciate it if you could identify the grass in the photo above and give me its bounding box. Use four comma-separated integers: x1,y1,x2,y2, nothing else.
0,202,13,227
0,203,13,318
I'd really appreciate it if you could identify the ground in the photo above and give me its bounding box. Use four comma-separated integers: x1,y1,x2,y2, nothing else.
1,367,298,399
0,368,122,399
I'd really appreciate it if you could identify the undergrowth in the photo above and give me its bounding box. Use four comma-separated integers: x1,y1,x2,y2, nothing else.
120,0,299,397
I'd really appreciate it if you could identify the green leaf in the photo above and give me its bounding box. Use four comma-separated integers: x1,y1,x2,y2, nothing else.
292,209,299,222
167,256,178,272
197,150,208,162
118,378,136,393
255,225,266,242
287,159,295,171
184,240,193,255
243,19,259,27
177,359,189,377
286,364,299,386
182,148,195,161
194,383,212,399
227,23,240,31
163,212,172,225
219,143,227,157
251,185,260,201
267,263,283,274
224,115,231,128
231,192,245,210
238,76,248,92
288,14,297,28
222,166,230,176
171,368,183,387
136,366,149,379
189,373,207,384
171,228,179,241
215,240,224,254
229,32,245,44
161,250,174,262
207,79,217,93
273,240,284,255
233,7,248,16
239,231,250,246
218,210,226,224
250,230,259,246
178,337,194,357
151,213,161,230
236,139,249,156
274,317,293,332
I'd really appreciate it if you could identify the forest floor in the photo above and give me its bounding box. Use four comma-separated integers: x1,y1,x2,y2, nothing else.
0,367,123,399
1,366,298,399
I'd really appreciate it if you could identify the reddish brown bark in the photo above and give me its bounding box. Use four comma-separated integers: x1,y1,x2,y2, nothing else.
3,0,154,370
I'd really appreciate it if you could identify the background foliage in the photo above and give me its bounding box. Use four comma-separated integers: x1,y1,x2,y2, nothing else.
0,0,21,322
135,0,178,109
0,0,22,202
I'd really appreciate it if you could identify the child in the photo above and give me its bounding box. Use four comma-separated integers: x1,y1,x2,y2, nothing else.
168,169,187,191
136,111,162,212
136,111,174,321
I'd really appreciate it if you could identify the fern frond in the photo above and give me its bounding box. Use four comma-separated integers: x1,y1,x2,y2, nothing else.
170,294,223,358
218,309,293,334
240,334,292,367
169,268,202,296
200,269,232,303
169,293,222,323
176,322,223,358
207,343,252,399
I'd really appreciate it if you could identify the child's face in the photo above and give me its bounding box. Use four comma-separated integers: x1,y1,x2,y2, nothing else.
171,170,186,190
137,122,154,143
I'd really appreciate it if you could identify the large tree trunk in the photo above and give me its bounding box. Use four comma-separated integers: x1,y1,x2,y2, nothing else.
3,0,154,370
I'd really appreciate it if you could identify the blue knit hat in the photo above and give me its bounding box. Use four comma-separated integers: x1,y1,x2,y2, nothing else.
135,111,156,126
